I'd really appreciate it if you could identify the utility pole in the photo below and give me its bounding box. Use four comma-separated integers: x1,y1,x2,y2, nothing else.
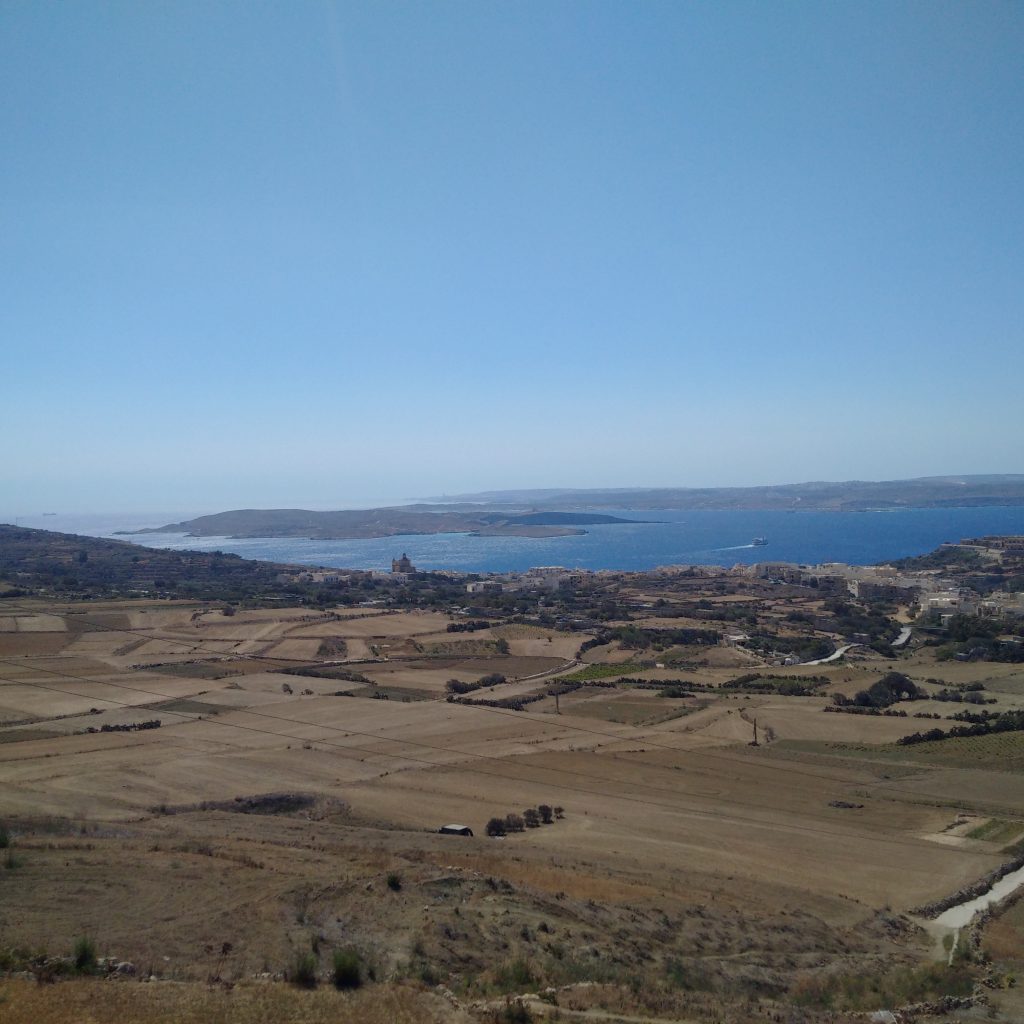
752,717,759,746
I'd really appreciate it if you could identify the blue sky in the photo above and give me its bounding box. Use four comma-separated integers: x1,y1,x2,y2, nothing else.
2,1,1022,514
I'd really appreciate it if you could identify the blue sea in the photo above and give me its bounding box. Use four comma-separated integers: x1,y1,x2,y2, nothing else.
8,506,1024,574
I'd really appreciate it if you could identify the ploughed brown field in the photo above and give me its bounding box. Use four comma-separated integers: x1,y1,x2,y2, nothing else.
1,598,1022,1023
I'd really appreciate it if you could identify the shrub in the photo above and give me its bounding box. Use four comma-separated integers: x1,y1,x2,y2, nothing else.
491,998,533,1023
494,958,536,992
386,872,402,891
73,936,97,973
486,817,507,837
790,961,974,1010
417,961,442,986
665,957,714,991
504,813,524,833
523,808,540,828
538,804,553,824
290,951,319,988
332,947,362,989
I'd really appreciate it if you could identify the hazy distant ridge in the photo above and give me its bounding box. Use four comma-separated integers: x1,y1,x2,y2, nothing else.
429,475,1024,511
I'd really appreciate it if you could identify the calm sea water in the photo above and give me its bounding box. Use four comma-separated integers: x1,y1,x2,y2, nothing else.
8,506,1024,574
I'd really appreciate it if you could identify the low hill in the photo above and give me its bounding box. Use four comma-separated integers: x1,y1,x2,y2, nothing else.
127,508,640,540
0,525,295,601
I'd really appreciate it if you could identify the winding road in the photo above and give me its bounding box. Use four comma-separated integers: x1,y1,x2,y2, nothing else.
802,643,861,666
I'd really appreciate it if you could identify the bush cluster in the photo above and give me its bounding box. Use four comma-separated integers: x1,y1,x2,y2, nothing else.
445,673,507,695
833,672,924,709
898,709,1024,746
446,619,492,633
486,805,563,836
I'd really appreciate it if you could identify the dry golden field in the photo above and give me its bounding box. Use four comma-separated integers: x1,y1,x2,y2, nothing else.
1,597,1022,1022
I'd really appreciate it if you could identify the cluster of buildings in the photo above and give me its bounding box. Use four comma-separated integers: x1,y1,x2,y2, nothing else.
918,588,1024,622
961,535,1024,558
278,569,362,586
465,565,588,595
275,538,1024,629
751,561,922,601
748,559,1024,624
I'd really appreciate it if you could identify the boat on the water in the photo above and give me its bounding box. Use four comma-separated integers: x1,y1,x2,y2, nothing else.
752,537,767,546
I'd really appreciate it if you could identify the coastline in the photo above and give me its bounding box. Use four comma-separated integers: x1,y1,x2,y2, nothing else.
36,504,1024,576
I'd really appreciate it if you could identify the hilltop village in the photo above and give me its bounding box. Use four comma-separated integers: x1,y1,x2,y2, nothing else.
1,526,1023,1023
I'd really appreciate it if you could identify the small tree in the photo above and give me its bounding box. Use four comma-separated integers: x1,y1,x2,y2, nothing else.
553,806,564,819
486,817,507,837
73,936,97,973
523,808,540,829
332,947,362,989
538,804,553,824
504,813,525,833
290,951,318,989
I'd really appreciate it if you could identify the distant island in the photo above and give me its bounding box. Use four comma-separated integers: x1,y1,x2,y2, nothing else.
428,474,1024,512
117,475,1024,542
124,508,643,541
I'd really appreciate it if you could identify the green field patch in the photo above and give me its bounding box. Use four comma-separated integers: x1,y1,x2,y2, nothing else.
774,731,1024,773
0,728,65,744
149,699,225,716
560,662,645,682
893,731,1024,772
965,818,1024,844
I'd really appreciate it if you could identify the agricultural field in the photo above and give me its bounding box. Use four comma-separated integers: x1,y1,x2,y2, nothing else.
1,576,1023,1023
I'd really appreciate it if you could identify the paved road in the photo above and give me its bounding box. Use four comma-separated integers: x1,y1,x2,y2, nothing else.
803,643,861,666
891,626,912,647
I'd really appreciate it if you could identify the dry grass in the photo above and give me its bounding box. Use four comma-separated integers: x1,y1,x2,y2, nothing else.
5,596,1024,1022
983,897,1024,963
0,634,71,656
565,695,699,727
0,979,467,1024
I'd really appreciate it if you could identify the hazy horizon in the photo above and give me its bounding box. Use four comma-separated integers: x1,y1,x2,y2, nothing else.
4,471,1024,523
3,3,1022,514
